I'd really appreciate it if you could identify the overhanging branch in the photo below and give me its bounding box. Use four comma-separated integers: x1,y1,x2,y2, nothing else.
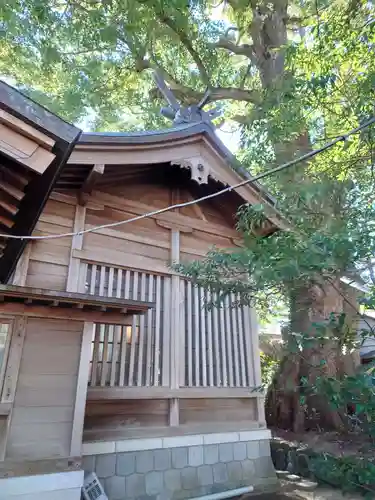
154,10,210,86
215,37,256,63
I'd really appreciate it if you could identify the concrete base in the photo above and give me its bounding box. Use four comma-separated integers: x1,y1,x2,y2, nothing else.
83,429,277,500
0,470,83,500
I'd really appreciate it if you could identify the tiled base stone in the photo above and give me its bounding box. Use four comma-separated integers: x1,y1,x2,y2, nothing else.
82,431,277,500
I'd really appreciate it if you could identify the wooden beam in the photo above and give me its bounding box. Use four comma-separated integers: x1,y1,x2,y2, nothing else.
66,204,86,292
0,284,154,313
0,214,14,229
78,164,105,205
0,164,29,188
73,248,175,277
0,303,133,325
156,219,194,234
0,179,24,202
0,198,18,217
70,321,93,457
1,316,27,403
11,243,31,287
87,386,263,400
0,109,55,150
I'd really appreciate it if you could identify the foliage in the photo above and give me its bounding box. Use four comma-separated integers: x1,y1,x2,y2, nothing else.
310,453,375,498
260,350,279,389
272,438,375,497
283,311,375,439
176,186,375,314
316,369,375,439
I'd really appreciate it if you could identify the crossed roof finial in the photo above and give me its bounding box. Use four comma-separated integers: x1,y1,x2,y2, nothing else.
153,70,222,127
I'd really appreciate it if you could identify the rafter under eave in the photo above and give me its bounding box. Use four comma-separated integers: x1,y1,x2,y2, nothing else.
78,164,105,205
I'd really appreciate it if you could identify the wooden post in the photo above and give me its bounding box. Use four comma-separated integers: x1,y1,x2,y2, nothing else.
0,316,27,461
70,321,94,457
153,275,162,386
78,164,105,206
11,243,31,286
128,272,139,386
249,307,266,426
66,204,86,292
1,316,27,403
179,279,186,387
169,229,180,425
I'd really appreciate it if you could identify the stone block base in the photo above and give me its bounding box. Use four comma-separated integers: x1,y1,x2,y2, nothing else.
83,430,277,499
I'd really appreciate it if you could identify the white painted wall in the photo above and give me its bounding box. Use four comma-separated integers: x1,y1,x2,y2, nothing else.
0,470,83,500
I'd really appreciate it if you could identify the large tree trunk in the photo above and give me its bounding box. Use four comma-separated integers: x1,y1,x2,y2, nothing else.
266,280,349,432
246,1,351,432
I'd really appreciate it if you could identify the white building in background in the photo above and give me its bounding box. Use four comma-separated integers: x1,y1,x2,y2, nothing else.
358,311,375,361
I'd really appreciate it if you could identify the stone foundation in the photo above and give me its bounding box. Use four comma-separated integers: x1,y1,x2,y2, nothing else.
82,430,277,499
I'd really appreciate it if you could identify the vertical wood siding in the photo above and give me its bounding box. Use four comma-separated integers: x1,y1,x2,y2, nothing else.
86,264,169,387
181,285,254,388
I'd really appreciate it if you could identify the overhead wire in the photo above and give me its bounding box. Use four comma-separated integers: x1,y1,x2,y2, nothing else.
0,116,374,242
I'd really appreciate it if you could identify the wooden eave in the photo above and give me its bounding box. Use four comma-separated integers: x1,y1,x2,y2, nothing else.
0,284,154,324
0,81,81,283
62,123,290,232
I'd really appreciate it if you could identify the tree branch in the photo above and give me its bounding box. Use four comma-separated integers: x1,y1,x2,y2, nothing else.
215,37,256,63
137,55,261,105
209,86,261,103
154,10,210,86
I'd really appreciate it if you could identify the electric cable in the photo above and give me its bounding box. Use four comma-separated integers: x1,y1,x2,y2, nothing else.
0,116,373,241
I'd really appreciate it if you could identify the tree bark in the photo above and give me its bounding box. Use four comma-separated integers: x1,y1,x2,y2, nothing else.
266,280,349,432
237,1,351,431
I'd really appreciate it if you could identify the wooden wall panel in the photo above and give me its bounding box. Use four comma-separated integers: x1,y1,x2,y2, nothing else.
180,232,234,264
85,399,169,432
84,232,169,264
6,318,83,460
101,183,171,209
85,207,170,242
179,398,257,425
178,191,236,227
25,199,75,291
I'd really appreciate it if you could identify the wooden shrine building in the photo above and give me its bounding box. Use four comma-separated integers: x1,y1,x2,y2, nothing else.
0,81,284,499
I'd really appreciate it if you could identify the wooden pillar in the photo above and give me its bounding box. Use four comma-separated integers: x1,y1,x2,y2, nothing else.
1,317,27,404
0,316,27,460
169,229,180,426
249,307,266,426
66,204,86,292
70,321,94,456
11,243,31,286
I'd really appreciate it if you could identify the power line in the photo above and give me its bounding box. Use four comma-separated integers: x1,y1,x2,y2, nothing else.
0,116,374,242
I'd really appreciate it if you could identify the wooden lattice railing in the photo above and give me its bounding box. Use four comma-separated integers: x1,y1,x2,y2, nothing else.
83,262,256,390
182,282,254,388
85,263,170,387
